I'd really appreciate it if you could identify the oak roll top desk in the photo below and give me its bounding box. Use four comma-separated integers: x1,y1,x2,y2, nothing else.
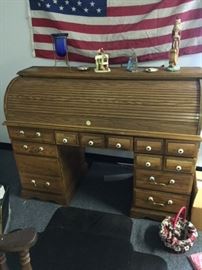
4,66,202,220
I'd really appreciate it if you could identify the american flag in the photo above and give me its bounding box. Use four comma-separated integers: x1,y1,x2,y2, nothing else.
28,0,202,64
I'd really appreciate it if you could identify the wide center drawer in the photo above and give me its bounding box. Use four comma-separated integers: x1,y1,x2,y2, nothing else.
80,133,105,148
107,136,133,151
134,188,190,213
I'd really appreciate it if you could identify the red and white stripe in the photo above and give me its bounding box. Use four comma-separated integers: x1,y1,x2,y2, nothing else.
28,0,202,63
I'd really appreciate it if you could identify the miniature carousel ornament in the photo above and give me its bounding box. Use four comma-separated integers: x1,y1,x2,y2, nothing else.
94,48,111,73
167,19,182,72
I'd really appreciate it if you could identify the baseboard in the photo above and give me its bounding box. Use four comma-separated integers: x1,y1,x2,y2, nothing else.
0,142,201,170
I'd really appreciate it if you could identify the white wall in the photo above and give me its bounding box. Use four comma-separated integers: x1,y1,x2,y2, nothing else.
1,0,202,165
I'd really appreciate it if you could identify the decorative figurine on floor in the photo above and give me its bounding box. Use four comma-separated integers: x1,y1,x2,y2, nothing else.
166,19,182,71
51,33,70,67
94,48,111,73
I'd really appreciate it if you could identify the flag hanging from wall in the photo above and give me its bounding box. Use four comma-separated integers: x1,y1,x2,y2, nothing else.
28,0,202,64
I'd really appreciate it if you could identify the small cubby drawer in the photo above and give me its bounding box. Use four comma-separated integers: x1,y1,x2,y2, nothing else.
107,136,133,151
80,133,105,148
135,138,163,154
8,127,55,143
164,157,196,173
12,141,58,157
20,173,64,194
55,131,79,146
166,140,198,157
135,154,162,170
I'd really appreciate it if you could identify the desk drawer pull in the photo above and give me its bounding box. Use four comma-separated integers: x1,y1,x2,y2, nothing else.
38,146,44,152
45,181,50,187
145,162,151,167
146,146,152,151
177,148,184,154
19,130,25,135
86,120,91,126
148,196,173,207
88,140,94,146
116,143,122,149
63,138,68,144
36,132,41,137
23,144,28,150
31,179,37,187
176,165,182,171
148,176,176,186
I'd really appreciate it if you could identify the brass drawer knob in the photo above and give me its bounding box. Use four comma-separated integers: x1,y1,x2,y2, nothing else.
23,144,28,150
176,165,182,171
169,179,175,184
146,146,152,151
88,140,94,146
63,138,68,144
38,146,44,152
145,162,151,167
31,179,36,187
178,148,184,154
36,132,41,137
116,143,122,149
19,130,25,135
45,181,50,187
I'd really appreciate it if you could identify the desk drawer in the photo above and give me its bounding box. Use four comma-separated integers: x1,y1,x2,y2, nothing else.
166,140,198,157
15,154,61,177
20,173,64,194
134,189,190,213
55,131,79,146
12,141,58,157
107,136,133,151
8,127,55,143
135,138,163,154
80,133,105,148
135,169,193,194
164,157,195,173
136,154,162,170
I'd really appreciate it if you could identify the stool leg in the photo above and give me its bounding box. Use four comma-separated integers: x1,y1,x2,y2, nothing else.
19,249,32,270
0,253,9,270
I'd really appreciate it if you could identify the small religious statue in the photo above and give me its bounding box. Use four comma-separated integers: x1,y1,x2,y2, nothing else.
94,48,111,73
167,19,182,71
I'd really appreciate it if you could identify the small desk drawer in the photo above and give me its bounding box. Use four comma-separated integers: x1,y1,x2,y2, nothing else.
136,154,162,170
12,141,58,157
55,131,79,146
134,188,190,213
20,173,64,194
166,140,198,157
164,157,195,173
135,138,163,154
80,133,105,148
107,136,133,151
135,169,193,194
8,127,55,143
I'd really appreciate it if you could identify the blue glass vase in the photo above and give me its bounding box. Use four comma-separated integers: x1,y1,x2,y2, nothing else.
51,33,69,66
